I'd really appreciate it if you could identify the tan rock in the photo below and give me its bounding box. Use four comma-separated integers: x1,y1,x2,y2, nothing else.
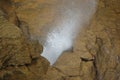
43,0,120,80
28,57,49,77
43,67,66,80
0,0,120,80
0,10,49,80
0,11,31,67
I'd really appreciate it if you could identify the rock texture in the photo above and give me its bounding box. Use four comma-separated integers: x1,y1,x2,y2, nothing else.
0,10,49,80
0,0,120,80
43,0,120,80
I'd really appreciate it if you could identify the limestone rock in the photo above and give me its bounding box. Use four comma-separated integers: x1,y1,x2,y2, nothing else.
0,11,31,67
43,67,66,80
28,57,49,77
0,0,18,25
0,0,120,80
42,0,120,80
0,10,49,80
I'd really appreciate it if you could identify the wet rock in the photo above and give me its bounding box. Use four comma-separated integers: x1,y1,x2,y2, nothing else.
42,0,120,80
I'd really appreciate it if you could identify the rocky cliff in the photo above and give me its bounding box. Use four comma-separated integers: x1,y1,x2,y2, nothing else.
44,0,120,80
0,1,49,79
0,0,120,80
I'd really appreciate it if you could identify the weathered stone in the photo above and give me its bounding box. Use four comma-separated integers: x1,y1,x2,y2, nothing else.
0,0,120,80
0,13,31,67
43,67,66,80
27,40,43,60
43,0,120,80
0,10,49,80
28,57,49,77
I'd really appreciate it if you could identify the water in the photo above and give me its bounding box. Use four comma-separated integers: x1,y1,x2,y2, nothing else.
41,0,97,65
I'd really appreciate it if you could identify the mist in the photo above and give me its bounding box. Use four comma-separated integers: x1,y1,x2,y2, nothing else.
41,0,97,65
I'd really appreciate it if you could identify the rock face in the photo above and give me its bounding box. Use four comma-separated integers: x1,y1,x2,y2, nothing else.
43,0,120,80
0,10,49,80
0,0,120,80
91,0,120,79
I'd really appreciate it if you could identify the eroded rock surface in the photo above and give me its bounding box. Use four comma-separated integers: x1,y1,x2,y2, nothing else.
0,0,120,80
0,10,49,80
43,0,120,80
